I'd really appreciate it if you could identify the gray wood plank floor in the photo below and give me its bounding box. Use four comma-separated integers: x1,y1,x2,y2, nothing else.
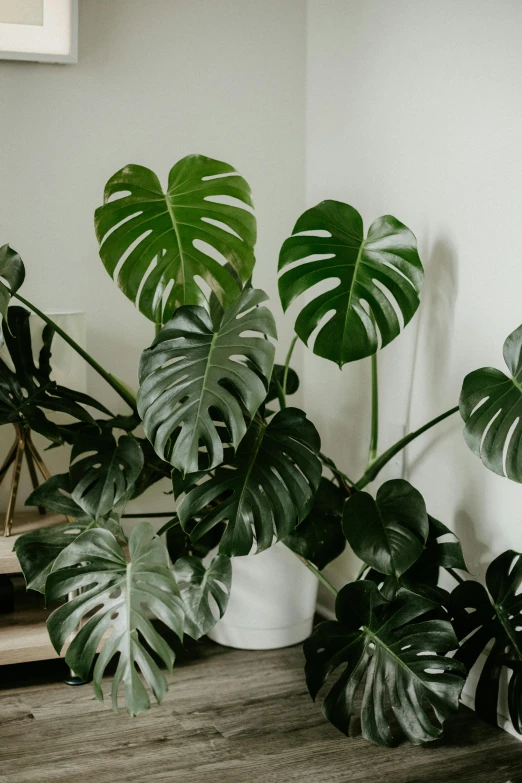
1,638,522,783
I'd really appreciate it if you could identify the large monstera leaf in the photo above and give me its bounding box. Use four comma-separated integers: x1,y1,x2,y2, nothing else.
283,476,346,570
452,551,522,732
69,426,144,520
343,479,429,579
173,554,232,640
17,454,136,592
278,201,423,366
138,287,276,474
46,523,184,716
0,244,24,325
0,307,110,442
460,324,522,482
304,581,465,746
177,408,321,557
95,155,256,323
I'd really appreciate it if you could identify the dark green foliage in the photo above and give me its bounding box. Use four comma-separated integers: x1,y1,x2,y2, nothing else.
95,155,256,323
137,287,276,474
284,477,346,569
460,323,522,482
278,202,423,366
305,581,465,745
452,550,522,732
343,479,429,579
173,554,232,639
0,307,110,442
46,523,184,716
0,244,24,325
177,408,321,557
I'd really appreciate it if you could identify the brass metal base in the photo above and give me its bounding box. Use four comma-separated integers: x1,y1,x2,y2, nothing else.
0,423,51,536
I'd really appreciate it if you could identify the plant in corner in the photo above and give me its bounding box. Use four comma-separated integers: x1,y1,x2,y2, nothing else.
1,154,520,743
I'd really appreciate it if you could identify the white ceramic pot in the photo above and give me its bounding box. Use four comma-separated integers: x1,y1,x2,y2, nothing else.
205,542,318,650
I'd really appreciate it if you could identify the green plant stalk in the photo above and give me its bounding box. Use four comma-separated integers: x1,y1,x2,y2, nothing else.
354,405,460,490
282,334,298,399
274,378,286,411
368,351,379,465
319,451,354,491
293,551,338,597
12,291,137,412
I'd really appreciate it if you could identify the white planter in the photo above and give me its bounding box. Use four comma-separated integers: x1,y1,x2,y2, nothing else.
205,542,318,650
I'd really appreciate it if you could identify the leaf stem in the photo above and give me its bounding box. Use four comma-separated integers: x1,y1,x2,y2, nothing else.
12,291,138,412
354,405,459,490
446,567,465,584
293,551,338,597
319,451,354,492
368,351,379,466
282,335,298,400
274,378,286,411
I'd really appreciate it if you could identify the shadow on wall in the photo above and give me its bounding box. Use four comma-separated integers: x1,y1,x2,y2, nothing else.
404,235,460,476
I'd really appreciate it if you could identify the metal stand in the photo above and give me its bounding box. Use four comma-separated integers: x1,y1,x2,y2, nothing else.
0,422,51,536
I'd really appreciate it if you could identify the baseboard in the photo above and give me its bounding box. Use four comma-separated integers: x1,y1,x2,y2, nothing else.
315,604,521,741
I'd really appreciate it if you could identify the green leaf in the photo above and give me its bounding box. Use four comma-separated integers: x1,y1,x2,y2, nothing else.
265,363,299,405
46,523,184,716
159,514,225,564
95,155,256,323
177,407,321,557
173,554,232,640
69,426,144,520
26,472,88,520
343,479,428,579
0,244,24,325
20,470,129,592
131,436,171,498
304,581,465,746
0,307,111,442
460,324,522,482
452,550,522,732
14,520,90,593
283,476,346,569
278,202,423,366
406,515,468,584
138,287,276,474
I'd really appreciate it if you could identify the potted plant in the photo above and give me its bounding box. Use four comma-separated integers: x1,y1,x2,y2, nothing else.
1,154,521,745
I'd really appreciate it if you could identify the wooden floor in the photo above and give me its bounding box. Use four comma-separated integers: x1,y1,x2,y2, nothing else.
0,638,522,783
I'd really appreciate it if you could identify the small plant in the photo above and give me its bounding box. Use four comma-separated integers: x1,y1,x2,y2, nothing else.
1,154,521,744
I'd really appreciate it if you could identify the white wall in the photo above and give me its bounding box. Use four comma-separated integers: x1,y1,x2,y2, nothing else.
0,0,306,514
306,0,522,614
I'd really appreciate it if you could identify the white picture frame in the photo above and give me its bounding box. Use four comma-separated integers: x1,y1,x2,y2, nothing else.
0,0,77,63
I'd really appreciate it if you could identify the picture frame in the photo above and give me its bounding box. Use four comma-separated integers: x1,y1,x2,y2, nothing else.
0,0,78,63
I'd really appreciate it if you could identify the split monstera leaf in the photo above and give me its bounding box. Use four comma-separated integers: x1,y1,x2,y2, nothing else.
95,155,256,323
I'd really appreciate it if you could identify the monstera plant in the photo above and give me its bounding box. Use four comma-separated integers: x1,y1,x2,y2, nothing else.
0,153,520,743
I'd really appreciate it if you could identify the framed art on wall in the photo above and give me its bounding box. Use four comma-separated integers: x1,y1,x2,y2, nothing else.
0,0,77,63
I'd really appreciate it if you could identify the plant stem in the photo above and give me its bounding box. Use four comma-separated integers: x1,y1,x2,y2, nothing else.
354,405,459,490
12,291,137,412
155,322,163,338
282,335,298,400
447,567,465,584
274,378,286,411
319,451,354,492
368,351,379,466
295,552,338,597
